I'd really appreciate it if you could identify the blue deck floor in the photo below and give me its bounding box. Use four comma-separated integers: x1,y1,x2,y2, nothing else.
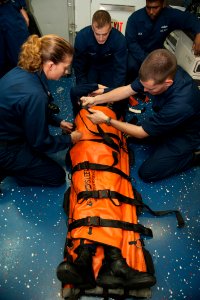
0,76,199,300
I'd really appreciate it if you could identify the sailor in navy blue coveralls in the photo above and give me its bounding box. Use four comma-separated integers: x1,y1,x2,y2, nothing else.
0,0,29,77
71,25,127,117
125,3,200,82
73,26,127,87
0,67,73,186
130,66,200,181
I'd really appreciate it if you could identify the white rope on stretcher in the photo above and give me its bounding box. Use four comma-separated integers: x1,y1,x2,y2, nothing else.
129,107,146,114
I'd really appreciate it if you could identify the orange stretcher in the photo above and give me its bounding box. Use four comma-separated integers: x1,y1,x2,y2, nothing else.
57,106,184,299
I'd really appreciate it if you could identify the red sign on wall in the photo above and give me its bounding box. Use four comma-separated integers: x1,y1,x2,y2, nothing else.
112,21,123,32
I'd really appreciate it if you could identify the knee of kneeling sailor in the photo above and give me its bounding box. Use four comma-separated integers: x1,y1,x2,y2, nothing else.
138,163,159,183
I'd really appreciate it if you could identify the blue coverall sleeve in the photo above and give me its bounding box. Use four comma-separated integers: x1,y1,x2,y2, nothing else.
125,16,148,64
167,9,200,34
111,35,127,87
11,0,27,10
142,96,194,137
73,32,89,84
125,8,200,65
20,93,72,154
130,77,144,92
19,0,27,8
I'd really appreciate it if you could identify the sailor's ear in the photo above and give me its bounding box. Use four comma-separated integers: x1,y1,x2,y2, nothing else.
46,60,54,70
165,79,173,87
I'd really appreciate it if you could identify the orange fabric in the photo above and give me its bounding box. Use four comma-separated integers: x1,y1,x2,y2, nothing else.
129,95,139,106
144,95,150,103
64,107,148,282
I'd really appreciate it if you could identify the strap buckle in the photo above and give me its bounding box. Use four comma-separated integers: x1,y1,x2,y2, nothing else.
129,238,145,248
86,216,101,227
79,161,90,170
98,189,111,198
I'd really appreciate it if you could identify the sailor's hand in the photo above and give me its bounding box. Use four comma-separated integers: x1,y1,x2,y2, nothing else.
70,130,82,144
80,96,96,108
87,109,108,124
60,120,74,133
98,84,107,89
88,84,107,97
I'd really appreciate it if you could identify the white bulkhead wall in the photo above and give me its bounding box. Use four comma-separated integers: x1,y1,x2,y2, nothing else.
75,0,146,35
28,0,70,40
28,0,146,44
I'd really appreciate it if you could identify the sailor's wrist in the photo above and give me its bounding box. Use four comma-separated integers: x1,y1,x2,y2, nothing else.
105,116,112,126
93,96,98,105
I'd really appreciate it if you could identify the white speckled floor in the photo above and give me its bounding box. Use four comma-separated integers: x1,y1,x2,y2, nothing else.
0,76,199,300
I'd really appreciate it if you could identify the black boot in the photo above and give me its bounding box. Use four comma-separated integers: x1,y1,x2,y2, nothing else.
97,246,156,289
56,245,96,289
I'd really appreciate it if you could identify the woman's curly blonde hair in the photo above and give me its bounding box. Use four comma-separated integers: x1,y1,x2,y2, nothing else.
18,34,74,72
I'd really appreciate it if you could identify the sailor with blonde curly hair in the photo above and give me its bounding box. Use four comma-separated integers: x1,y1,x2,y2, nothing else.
0,34,82,187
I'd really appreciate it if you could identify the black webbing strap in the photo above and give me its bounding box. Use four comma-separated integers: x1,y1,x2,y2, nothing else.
79,138,120,152
71,159,131,181
96,124,121,152
96,123,124,151
142,203,185,228
131,187,184,228
77,189,138,206
85,130,122,145
63,187,71,216
79,109,123,150
76,189,185,227
68,216,153,237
